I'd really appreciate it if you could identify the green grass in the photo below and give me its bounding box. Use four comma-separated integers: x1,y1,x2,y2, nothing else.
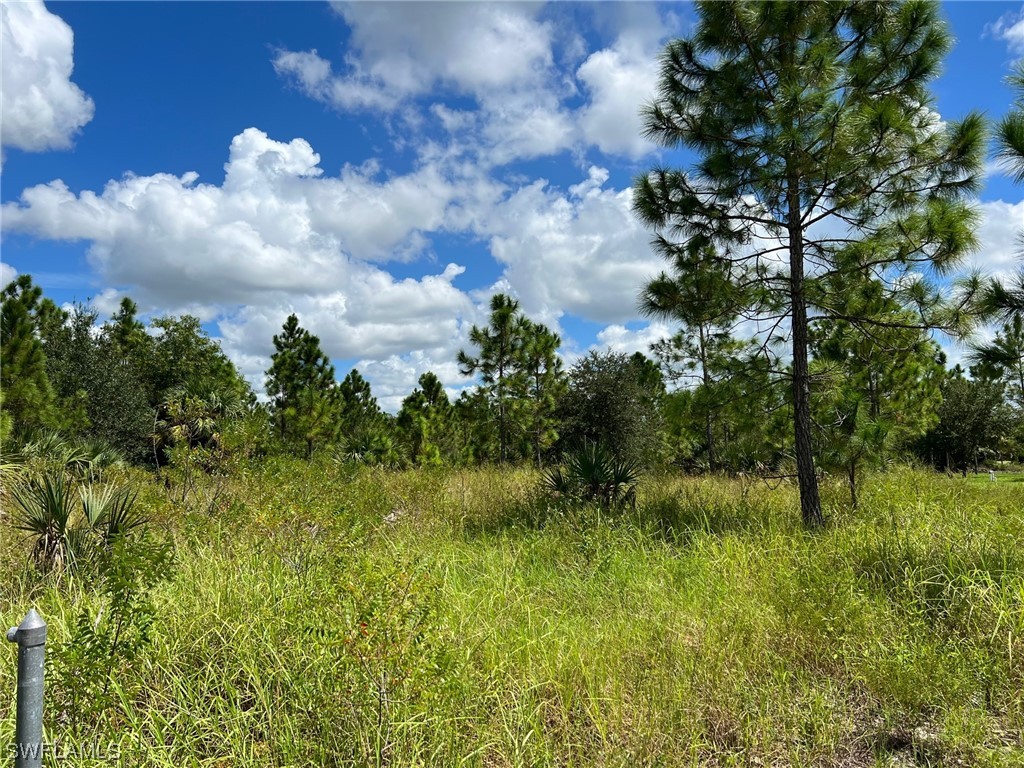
964,471,1024,485
2,462,1023,766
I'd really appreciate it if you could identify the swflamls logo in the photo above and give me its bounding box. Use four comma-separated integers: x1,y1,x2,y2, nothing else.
7,739,124,761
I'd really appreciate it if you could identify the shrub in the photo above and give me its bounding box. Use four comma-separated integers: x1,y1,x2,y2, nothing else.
543,442,641,509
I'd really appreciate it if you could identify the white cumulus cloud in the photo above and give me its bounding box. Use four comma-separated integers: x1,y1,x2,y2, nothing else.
472,165,663,324
1,0,94,153
986,5,1024,57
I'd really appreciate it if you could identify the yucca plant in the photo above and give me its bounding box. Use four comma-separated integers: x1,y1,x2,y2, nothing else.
543,442,641,509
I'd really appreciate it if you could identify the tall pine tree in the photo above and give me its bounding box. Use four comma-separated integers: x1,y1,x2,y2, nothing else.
457,294,529,463
634,1,984,525
0,275,57,434
266,314,339,457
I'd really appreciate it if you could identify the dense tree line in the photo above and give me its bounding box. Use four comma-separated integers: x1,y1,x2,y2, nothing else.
2,1,1023,522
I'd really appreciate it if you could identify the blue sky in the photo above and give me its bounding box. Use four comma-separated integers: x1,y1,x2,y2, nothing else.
2,1,1023,410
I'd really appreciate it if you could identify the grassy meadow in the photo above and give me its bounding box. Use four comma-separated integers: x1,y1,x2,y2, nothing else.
1,462,1023,767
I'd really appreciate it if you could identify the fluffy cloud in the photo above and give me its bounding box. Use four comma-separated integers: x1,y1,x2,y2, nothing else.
986,5,1024,57
473,166,663,324
593,321,671,356
0,124,674,405
575,5,672,158
0,0,94,152
273,2,678,165
2,128,457,304
1,128,478,398
970,200,1024,279
274,3,555,109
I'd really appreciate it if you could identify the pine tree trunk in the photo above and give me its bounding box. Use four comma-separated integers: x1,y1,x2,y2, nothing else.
788,175,824,528
700,325,716,472
847,461,858,509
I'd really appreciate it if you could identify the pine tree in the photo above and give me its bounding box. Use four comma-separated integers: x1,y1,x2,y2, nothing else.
265,314,339,457
811,279,944,506
634,1,984,525
518,321,567,467
457,294,529,463
338,368,382,438
398,371,454,466
0,275,57,433
641,246,751,471
970,315,1024,410
107,297,150,366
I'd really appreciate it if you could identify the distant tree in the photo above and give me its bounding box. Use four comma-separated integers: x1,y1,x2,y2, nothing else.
106,297,150,364
517,321,567,466
398,371,454,466
970,315,1024,410
915,371,1011,474
634,1,985,525
141,315,249,409
641,247,750,470
557,350,663,467
43,305,153,462
338,368,382,437
265,314,339,457
811,282,944,506
454,388,497,464
457,294,529,463
0,275,57,434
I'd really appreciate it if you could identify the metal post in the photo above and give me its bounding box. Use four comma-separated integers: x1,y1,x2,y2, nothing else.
6,609,46,768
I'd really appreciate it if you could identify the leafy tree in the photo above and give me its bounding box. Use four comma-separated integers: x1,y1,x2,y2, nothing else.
915,371,1011,474
457,294,529,463
557,351,663,467
143,315,249,409
634,1,984,525
43,305,153,462
1,275,58,434
265,314,340,457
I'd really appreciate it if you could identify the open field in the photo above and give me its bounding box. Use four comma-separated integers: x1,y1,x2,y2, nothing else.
2,462,1023,767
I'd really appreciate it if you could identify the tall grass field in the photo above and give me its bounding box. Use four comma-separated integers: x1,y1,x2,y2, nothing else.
2,462,1022,766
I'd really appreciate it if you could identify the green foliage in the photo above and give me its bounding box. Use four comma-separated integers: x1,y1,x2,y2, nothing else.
266,314,340,457
457,294,570,465
516,321,566,466
10,471,146,573
338,426,408,469
642,245,754,470
458,294,529,463
970,314,1024,410
635,0,985,525
557,350,664,467
10,472,79,571
0,275,58,433
543,442,641,509
811,281,945,505
996,60,1024,186
914,372,1014,473
44,304,153,462
52,531,175,731
143,315,251,410
398,371,457,466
